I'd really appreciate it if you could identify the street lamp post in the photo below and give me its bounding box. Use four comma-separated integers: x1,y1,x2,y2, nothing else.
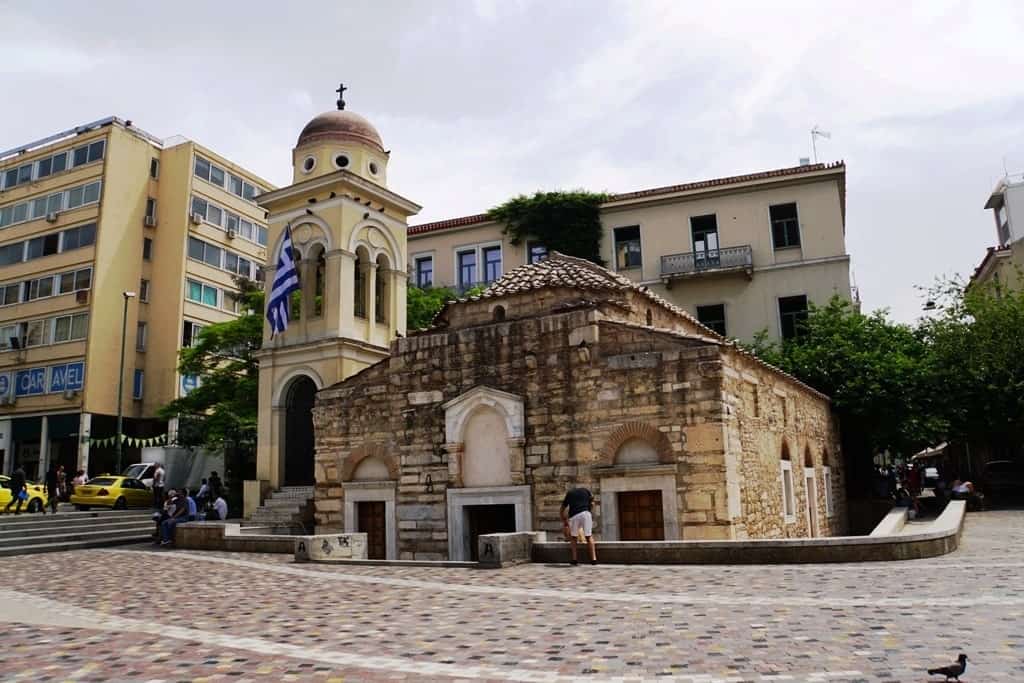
115,291,136,475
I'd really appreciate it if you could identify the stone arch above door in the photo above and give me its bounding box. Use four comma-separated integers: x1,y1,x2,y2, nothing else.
598,422,675,467
341,444,399,482
443,385,524,443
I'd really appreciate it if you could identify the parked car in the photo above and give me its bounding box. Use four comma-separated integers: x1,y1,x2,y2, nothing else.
122,463,157,489
982,460,1024,503
0,475,50,513
70,476,153,510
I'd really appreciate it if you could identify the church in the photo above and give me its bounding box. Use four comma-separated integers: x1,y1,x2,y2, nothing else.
249,90,847,560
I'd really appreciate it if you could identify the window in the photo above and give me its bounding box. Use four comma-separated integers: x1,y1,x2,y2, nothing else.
242,182,258,201
0,243,22,265
53,313,88,343
186,279,219,307
36,157,52,179
61,223,96,251
353,252,366,318
87,140,105,163
150,158,160,179
140,279,150,302
132,369,144,400
415,256,433,288
145,198,157,220
191,196,208,218
136,322,147,351
823,466,834,517
528,242,548,264
52,152,67,174
483,246,502,283
239,219,254,241
209,165,225,187
375,255,388,324
72,145,89,167
26,234,60,260
194,156,211,182
457,250,476,288
1,283,20,305
696,304,727,336
770,203,800,249
690,214,720,268
207,204,223,227
0,324,18,349
614,226,642,269
57,268,91,294
25,319,47,347
16,163,33,185
0,181,101,228
182,321,204,347
778,295,809,340
229,174,243,196
142,237,153,261
781,459,795,522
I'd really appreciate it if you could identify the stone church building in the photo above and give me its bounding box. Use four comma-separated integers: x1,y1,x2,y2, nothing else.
250,91,845,560
313,253,846,561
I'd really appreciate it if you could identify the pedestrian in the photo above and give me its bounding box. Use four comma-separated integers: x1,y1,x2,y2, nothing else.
195,479,210,507
183,487,197,522
152,463,165,509
160,489,188,546
56,465,67,501
560,486,597,566
210,493,228,521
70,469,86,499
3,465,27,515
208,471,222,499
44,463,59,514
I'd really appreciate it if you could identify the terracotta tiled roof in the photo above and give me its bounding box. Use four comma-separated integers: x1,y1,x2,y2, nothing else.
408,161,846,236
969,245,1012,284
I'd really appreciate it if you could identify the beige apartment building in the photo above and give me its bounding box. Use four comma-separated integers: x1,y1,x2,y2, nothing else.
973,173,1024,291
408,162,853,342
0,117,272,482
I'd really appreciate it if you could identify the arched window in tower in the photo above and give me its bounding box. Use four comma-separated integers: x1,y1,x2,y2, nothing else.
375,253,390,324
289,249,302,321
312,245,326,318
353,246,369,319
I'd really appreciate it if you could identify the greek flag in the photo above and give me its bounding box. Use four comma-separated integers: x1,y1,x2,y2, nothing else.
267,225,300,336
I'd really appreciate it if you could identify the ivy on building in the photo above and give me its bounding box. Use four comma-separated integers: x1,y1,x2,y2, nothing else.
487,190,609,265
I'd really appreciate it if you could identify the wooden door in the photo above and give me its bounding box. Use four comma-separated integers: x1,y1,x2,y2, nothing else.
617,490,665,541
357,501,387,560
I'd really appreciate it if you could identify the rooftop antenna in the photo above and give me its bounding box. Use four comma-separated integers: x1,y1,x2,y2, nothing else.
811,125,831,163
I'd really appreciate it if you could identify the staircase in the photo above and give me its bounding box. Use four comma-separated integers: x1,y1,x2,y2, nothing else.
0,509,154,557
247,486,315,530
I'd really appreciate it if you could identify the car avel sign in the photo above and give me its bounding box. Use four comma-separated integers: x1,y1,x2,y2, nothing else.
9,362,86,398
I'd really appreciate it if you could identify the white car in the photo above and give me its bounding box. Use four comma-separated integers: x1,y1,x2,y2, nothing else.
122,463,157,489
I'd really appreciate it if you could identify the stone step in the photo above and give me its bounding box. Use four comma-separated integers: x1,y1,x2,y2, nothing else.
270,491,314,500
260,499,305,509
0,519,154,539
0,524,154,549
250,512,302,522
0,532,152,557
0,510,152,531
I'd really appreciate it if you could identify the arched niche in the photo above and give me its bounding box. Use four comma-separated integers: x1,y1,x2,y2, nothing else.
352,455,391,481
614,437,660,466
461,407,512,487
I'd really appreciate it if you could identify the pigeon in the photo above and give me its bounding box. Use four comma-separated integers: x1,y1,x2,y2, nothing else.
928,653,968,681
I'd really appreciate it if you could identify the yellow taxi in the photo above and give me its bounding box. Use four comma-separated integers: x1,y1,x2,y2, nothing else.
70,476,153,510
0,474,50,513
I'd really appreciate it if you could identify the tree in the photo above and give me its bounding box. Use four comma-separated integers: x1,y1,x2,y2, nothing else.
407,284,486,330
159,278,263,498
745,296,945,491
919,276,1024,455
488,190,608,264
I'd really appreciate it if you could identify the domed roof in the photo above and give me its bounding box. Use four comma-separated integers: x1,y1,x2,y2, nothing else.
296,109,384,152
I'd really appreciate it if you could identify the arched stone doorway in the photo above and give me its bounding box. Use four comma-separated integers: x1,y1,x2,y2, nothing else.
283,376,317,486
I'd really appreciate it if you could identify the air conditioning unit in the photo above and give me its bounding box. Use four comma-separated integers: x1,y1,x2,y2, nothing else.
62,389,78,400
76,290,89,304
46,211,60,223
189,212,203,225
226,227,236,239
144,215,158,228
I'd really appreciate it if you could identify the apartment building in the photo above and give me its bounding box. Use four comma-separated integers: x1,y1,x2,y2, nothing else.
0,117,273,481
408,162,853,342
973,173,1024,290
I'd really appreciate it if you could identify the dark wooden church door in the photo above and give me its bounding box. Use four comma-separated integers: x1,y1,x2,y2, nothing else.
617,490,665,541
358,501,387,560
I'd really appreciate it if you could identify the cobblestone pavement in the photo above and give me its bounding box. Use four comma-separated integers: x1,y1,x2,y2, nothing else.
1,511,1022,682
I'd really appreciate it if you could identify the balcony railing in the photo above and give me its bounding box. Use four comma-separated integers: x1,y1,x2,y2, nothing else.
660,244,754,280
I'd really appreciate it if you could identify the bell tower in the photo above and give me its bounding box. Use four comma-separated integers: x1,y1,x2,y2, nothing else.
247,86,421,516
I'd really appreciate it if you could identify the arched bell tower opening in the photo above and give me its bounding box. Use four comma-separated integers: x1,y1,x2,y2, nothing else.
283,375,317,486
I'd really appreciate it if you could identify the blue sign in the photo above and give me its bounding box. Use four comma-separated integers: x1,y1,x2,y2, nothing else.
0,373,9,398
180,374,200,396
15,367,46,397
49,362,85,393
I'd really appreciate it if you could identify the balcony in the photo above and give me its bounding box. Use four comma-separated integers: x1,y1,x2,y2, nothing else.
660,245,753,284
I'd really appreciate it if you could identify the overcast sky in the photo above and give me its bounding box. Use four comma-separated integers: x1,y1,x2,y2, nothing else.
3,0,1023,322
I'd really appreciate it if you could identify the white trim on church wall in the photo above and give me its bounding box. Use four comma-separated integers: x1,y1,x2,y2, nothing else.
443,385,524,443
